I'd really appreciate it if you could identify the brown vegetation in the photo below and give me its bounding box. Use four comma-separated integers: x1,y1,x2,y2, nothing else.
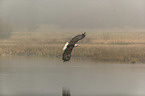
1,31,145,63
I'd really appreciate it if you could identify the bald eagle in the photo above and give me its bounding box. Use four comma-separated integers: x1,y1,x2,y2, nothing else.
62,32,86,62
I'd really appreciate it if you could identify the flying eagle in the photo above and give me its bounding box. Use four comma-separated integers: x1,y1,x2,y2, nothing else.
62,32,86,62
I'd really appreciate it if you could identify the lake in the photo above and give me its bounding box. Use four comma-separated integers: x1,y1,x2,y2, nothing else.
0,56,145,96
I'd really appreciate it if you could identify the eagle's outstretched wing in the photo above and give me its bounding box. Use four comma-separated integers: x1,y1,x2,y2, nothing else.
62,32,86,62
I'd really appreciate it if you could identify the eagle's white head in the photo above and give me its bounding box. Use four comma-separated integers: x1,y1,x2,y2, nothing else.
63,42,80,50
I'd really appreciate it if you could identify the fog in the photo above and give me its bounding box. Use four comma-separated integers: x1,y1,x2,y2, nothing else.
0,0,145,31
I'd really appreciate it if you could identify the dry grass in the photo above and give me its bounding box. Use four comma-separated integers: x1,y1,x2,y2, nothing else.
1,31,145,63
73,44,145,63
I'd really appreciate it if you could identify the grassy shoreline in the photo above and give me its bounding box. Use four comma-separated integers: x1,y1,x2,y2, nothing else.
1,31,145,63
1,43,145,63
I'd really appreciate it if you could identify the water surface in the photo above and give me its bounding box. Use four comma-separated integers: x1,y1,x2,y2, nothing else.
1,57,145,96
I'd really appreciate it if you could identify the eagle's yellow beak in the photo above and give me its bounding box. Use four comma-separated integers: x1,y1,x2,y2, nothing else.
75,44,80,47
77,45,80,47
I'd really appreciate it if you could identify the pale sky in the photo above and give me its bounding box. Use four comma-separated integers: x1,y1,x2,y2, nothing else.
0,0,145,29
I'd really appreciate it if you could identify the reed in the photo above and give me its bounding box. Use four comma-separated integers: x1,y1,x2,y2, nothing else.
73,44,145,63
1,31,145,63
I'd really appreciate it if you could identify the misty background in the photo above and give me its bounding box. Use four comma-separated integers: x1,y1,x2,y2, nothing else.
0,0,145,33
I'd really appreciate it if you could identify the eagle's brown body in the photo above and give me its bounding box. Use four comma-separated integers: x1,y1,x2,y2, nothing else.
62,32,86,62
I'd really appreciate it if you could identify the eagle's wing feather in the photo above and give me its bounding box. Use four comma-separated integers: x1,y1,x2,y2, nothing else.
69,34,85,45
62,32,86,62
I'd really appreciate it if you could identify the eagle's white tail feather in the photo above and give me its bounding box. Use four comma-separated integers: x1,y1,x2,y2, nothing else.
63,42,69,50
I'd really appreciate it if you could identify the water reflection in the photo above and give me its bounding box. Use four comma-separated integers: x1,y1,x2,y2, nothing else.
1,56,145,96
